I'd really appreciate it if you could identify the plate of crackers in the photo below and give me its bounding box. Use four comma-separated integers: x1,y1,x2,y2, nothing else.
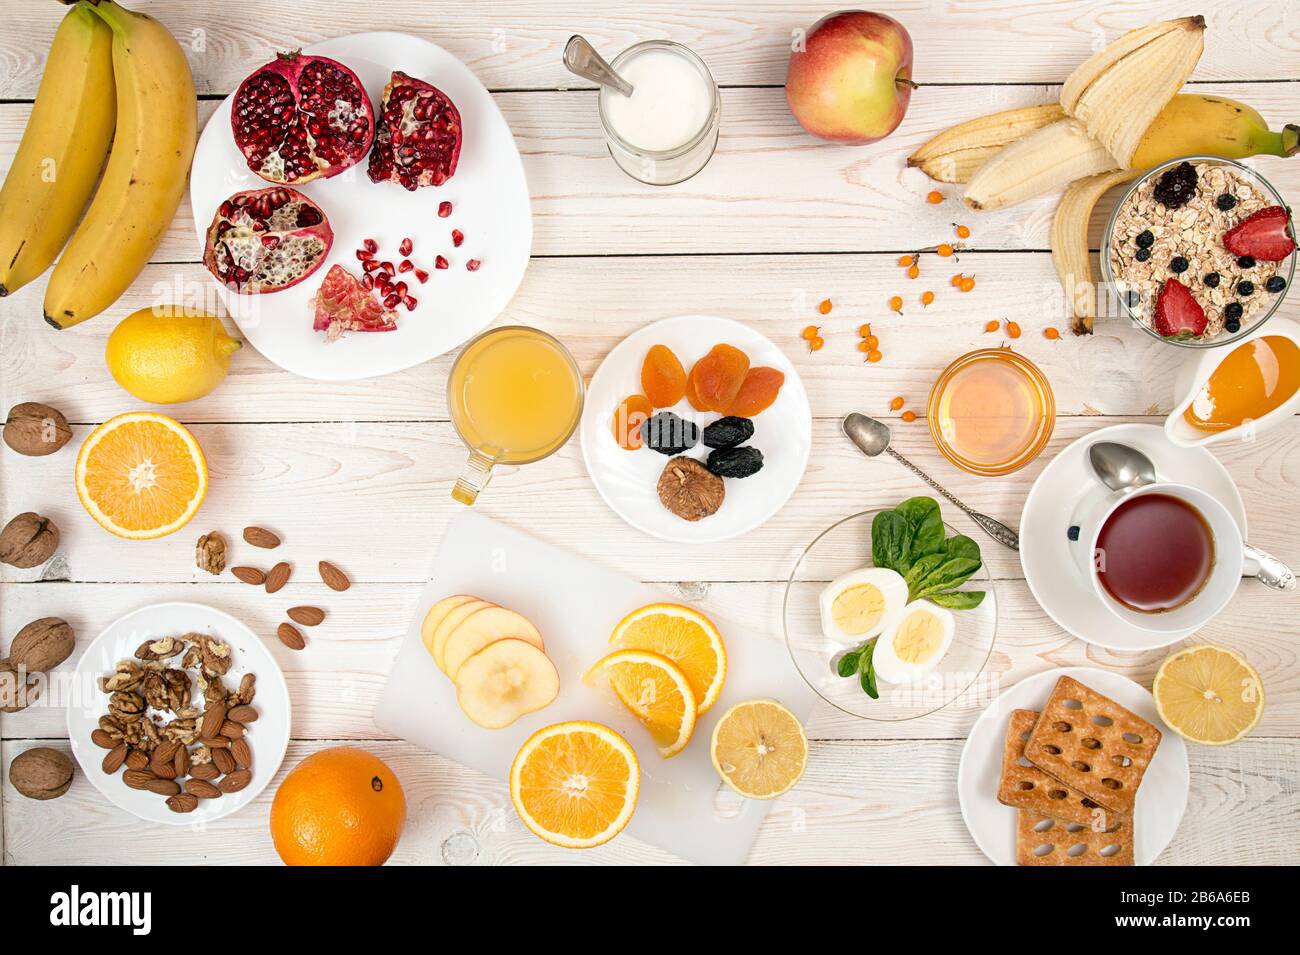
958,667,1188,866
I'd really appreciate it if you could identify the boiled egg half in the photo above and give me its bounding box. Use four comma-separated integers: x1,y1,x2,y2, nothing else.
819,567,909,645
872,600,955,684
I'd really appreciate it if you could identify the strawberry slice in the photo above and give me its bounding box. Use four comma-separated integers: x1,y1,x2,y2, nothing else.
1153,278,1207,338
1222,205,1296,262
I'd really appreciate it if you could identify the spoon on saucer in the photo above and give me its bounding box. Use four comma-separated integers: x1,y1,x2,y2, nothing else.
843,412,1020,550
1088,441,1296,592
563,36,634,97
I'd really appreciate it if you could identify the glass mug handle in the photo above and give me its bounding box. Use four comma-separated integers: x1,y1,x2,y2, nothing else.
451,450,496,506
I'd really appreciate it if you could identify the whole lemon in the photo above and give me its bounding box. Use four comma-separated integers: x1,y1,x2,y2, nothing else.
105,306,241,404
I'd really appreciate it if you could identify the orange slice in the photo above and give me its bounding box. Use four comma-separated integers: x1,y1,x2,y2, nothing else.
585,649,697,757
509,721,640,849
75,412,207,539
609,603,727,714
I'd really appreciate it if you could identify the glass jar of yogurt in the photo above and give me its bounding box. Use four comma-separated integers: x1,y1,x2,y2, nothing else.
597,40,720,186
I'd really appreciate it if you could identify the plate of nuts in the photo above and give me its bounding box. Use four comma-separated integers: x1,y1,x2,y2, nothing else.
66,602,290,825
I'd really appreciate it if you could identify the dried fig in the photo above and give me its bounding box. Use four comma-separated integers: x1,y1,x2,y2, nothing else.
656,456,724,522
0,512,59,568
8,747,73,800
3,403,72,456
8,617,75,672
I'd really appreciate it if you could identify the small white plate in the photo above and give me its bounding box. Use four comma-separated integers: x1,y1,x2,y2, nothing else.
957,666,1189,866
1019,423,1246,652
189,32,532,381
579,315,812,543
67,602,291,826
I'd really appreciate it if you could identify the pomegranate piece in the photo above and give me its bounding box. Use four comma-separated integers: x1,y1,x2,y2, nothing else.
403,295,417,310
438,201,453,218
1153,278,1207,338
363,238,378,253
414,268,429,283
203,187,334,294
466,259,481,271
367,70,462,191
451,229,464,247
231,51,374,185
399,237,413,256
356,248,373,261
435,255,449,270
311,265,398,341
1223,205,1296,262
398,260,413,273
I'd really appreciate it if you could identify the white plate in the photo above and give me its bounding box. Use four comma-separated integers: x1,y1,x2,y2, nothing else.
579,315,812,543
189,32,532,381
957,666,1189,866
67,602,291,826
1019,423,1246,652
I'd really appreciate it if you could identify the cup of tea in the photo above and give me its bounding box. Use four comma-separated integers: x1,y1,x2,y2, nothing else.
1079,483,1243,634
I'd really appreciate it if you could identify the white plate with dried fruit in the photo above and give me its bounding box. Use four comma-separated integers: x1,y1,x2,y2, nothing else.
580,315,812,543
67,602,291,826
189,32,532,381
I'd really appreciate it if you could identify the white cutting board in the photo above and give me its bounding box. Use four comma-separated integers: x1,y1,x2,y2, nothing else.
375,510,816,865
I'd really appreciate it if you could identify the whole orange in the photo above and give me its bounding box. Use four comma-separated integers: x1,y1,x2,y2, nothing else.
270,746,406,866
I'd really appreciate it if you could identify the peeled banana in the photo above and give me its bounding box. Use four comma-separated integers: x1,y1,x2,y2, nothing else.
44,0,197,330
1061,16,1206,166
0,4,115,298
963,119,1118,211
1050,170,1140,336
906,104,1065,183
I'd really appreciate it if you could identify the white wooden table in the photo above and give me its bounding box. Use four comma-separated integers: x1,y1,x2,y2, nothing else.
2,0,1298,865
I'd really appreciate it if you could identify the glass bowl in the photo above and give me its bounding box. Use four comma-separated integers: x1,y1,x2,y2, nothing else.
783,510,999,722
1101,155,1295,349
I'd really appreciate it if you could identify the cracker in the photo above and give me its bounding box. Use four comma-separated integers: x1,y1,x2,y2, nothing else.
996,709,1120,829
1016,810,1134,866
1025,676,1161,814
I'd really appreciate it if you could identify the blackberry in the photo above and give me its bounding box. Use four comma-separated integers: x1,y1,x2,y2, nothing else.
1169,255,1189,274
706,446,764,479
1153,161,1197,209
640,412,699,456
1226,319,1241,334
1237,255,1256,269
1135,230,1155,249
1203,272,1220,288
1224,302,1244,321
1215,193,1237,211
1237,280,1255,296
1134,248,1151,262
1266,275,1287,293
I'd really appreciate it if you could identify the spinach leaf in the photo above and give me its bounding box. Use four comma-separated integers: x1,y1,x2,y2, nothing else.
927,590,987,610
858,639,879,699
897,496,944,563
836,647,863,678
911,556,983,599
871,510,913,574
903,552,948,596
943,534,981,562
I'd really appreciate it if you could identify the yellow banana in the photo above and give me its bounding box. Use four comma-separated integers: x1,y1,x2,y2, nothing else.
963,119,1118,211
907,104,1066,183
1051,169,1140,336
44,0,197,329
1131,93,1299,168
1061,17,1206,166
0,4,114,298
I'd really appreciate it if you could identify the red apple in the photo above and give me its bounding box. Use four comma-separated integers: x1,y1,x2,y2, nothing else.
786,10,915,144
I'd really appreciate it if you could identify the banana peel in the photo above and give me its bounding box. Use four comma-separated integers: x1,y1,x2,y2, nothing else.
1051,169,1140,335
907,104,1066,183
964,119,1118,211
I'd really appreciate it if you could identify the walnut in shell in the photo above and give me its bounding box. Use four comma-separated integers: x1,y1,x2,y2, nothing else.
0,512,59,568
7,617,74,672
656,456,724,522
8,747,74,800
3,403,72,457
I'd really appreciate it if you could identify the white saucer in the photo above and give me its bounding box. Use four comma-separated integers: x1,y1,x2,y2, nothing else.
189,32,532,381
1019,423,1246,651
579,315,812,543
957,666,1189,866
67,602,291,826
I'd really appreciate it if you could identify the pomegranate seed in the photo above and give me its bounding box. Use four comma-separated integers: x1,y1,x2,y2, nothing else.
451,229,464,247
414,268,429,283
466,259,481,271
383,293,400,309
435,255,449,270
399,237,413,256
380,261,395,275
364,238,378,253
438,201,452,218
356,248,374,261
398,259,413,273
403,295,417,310
395,281,408,297
361,274,374,290
361,259,382,273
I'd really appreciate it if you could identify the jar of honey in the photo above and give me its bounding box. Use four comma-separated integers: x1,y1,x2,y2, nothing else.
926,348,1055,476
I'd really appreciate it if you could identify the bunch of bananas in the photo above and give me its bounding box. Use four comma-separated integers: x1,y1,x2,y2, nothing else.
908,17,1298,334
0,0,196,329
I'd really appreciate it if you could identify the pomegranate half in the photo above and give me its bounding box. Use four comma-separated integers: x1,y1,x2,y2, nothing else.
203,187,334,295
231,51,375,185
367,71,462,191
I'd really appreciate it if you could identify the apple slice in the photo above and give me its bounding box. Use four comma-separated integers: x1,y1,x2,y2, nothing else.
442,606,544,679
431,598,495,674
455,638,560,729
420,595,477,658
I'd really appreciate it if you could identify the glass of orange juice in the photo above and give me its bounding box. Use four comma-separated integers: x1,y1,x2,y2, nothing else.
447,326,585,505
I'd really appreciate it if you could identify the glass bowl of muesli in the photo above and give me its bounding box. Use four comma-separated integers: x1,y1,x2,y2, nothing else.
1103,156,1295,348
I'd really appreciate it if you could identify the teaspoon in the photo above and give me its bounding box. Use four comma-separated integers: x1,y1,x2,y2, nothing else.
563,35,634,97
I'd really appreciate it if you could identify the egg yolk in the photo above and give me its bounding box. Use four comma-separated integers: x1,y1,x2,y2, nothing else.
890,610,944,663
832,584,887,636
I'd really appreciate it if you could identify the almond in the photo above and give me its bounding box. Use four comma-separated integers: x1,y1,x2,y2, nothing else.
174,745,191,778
265,561,291,594
125,749,149,771
243,526,281,549
318,561,350,592
91,728,117,749
220,719,245,739
211,747,236,775
201,735,230,749
230,737,252,770
218,769,252,793
102,743,127,774
277,622,306,651
144,777,181,796
232,566,266,586
166,793,199,813
227,704,259,723
287,606,325,627
123,770,156,790
191,762,219,781
185,779,222,799
201,702,226,739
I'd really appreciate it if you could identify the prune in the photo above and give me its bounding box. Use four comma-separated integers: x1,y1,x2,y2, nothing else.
640,411,699,455
706,445,763,479
702,416,754,449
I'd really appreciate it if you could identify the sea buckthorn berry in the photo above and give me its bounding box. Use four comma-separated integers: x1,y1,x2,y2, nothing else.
901,410,917,422
907,265,920,280
955,225,970,239
857,341,871,353
802,325,819,340
819,298,833,315
863,334,879,349
890,396,904,411
960,277,975,292
888,296,903,312
937,243,954,257
1006,321,1021,339
921,291,935,306
898,255,913,267
809,336,825,352
927,190,943,204
984,320,999,333
857,323,872,337
866,349,883,363
1044,327,1061,340
951,273,965,287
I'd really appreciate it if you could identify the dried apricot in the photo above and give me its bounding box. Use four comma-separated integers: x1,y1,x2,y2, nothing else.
689,344,750,412
641,344,687,408
611,394,653,450
685,367,710,411
726,366,785,417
